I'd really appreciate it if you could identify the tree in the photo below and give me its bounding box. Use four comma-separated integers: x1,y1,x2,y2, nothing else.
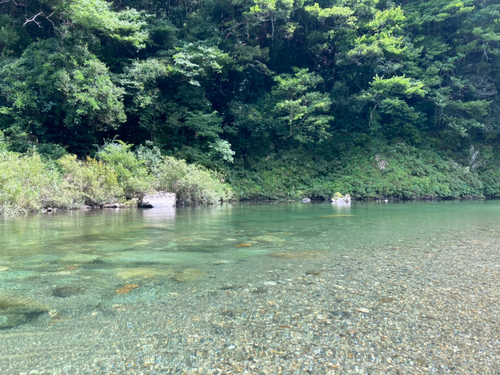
0,39,126,153
271,68,333,144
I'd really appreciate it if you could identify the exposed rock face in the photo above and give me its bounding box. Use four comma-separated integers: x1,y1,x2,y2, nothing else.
139,192,176,208
0,298,48,328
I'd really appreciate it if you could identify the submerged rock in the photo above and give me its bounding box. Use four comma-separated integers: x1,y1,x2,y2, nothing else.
52,286,84,298
116,284,139,294
318,215,355,218
356,307,370,314
115,268,173,279
267,250,327,259
306,270,322,276
102,250,190,264
171,268,206,282
60,253,101,264
212,260,230,265
0,298,48,328
378,297,395,304
252,287,268,294
253,235,285,243
235,243,253,248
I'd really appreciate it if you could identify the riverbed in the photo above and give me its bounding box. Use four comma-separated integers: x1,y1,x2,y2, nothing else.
1,201,499,373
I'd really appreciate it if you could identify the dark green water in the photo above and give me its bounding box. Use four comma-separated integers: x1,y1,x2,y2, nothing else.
1,200,499,316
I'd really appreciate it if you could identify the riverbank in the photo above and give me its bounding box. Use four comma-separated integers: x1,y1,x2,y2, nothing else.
1,219,499,373
0,142,233,217
229,144,500,201
2,141,500,217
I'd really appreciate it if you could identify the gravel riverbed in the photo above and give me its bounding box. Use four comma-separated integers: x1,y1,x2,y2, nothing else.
1,226,500,374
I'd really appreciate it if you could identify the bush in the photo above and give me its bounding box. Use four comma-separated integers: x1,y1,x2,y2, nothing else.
228,152,320,200
229,143,490,200
0,131,7,152
322,145,485,199
478,169,500,197
57,155,122,206
97,141,151,199
0,140,236,216
135,141,164,175
155,156,233,205
0,152,75,216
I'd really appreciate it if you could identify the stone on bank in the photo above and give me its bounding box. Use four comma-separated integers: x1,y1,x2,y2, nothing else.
139,192,176,208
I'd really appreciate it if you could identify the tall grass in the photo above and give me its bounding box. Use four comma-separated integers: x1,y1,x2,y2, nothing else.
0,152,74,216
57,155,123,206
97,141,151,199
154,156,234,205
0,140,234,216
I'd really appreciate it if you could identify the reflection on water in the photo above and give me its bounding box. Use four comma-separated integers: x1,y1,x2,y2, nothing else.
1,200,500,324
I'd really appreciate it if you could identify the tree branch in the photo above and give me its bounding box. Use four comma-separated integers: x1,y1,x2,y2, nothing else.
23,11,62,35
0,0,22,5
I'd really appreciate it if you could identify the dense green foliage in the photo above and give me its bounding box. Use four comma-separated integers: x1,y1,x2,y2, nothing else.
229,144,500,200
1,0,500,208
0,138,231,216
154,156,234,205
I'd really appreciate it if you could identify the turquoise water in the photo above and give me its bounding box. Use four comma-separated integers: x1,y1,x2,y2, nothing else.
0,200,499,316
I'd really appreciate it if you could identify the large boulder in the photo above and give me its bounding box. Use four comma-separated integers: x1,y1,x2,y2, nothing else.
331,192,351,205
0,298,48,328
139,192,176,208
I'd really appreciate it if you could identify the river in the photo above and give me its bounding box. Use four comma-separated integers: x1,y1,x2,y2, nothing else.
1,201,499,373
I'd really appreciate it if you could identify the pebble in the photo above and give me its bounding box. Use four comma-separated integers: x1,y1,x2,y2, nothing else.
263,281,277,286
356,308,370,313
1,226,500,373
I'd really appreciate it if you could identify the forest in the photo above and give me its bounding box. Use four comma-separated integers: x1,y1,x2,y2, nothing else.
1,0,500,214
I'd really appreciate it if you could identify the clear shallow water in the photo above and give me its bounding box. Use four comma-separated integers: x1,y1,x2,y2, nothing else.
1,200,499,317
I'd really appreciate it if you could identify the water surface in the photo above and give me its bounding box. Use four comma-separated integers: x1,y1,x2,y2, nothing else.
1,200,499,318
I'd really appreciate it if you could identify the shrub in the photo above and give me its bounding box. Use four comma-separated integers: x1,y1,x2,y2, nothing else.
478,169,500,197
97,141,151,199
155,156,233,205
228,152,318,200
312,144,485,199
57,155,122,206
0,140,236,216
229,143,490,200
0,152,75,216
135,141,164,175
0,131,7,152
